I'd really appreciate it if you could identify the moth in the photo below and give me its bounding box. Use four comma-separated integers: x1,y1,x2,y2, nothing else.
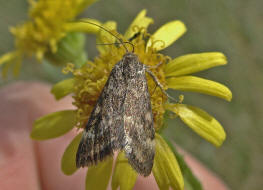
76,22,168,176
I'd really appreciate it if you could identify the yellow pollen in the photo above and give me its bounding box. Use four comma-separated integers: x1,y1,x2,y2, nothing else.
68,32,169,131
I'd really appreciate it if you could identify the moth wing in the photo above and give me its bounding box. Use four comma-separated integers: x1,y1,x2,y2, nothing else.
76,61,126,167
123,63,155,176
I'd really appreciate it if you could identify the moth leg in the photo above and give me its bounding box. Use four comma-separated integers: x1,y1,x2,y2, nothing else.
150,83,157,96
146,68,177,102
145,62,163,69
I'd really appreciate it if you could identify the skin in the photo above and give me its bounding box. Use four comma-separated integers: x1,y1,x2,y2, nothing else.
0,82,229,190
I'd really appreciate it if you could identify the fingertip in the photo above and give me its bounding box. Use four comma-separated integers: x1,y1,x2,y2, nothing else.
133,173,159,190
177,147,229,190
35,131,86,190
0,82,77,190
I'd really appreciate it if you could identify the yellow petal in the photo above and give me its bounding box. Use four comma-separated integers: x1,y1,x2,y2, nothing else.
124,9,153,40
96,21,117,55
1,61,12,79
12,59,21,77
0,51,22,78
153,134,184,190
167,76,232,101
165,52,227,77
65,19,102,34
86,157,113,190
31,110,77,140
147,20,186,51
51,78,75,100
152,143,170,190
61,132,82,175
152,158,170,190
162,137,203,190
0,51,17,65
166,104,226,146
112,152,138,190
75,0,98,14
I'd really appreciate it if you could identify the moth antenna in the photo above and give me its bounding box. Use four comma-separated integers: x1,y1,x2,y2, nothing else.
78,20,134,53
96,42,134,50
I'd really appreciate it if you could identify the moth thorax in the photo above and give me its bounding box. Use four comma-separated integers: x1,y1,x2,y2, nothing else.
123,53,143,78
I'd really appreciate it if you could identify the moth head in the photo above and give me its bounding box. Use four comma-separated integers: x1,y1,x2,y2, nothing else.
122,52,144,78
122,52,140,64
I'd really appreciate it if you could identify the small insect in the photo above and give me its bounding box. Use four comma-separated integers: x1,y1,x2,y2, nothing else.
76,21,169,176
128,31,141,42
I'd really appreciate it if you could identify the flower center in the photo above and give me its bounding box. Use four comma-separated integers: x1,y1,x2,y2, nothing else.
71,32,169,131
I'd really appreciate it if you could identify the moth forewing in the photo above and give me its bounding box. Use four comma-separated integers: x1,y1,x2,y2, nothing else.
122,53,155,176
76,55,127,168
76,52,155,176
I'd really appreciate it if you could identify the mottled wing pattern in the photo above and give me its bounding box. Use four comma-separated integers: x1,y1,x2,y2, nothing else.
122,54,155,176
76,52,155,176
76,60,126,167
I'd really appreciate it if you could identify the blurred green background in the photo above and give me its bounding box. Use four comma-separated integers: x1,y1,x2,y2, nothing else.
0,0,262,189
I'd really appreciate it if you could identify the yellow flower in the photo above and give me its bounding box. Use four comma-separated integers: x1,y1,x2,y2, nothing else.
0,0,99,77
31,9,232,190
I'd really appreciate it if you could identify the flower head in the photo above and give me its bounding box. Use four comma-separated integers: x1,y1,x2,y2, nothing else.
31,10,232,190
0,0,98,77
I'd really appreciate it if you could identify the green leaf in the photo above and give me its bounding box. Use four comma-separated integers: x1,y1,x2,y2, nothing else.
111,152,138,190
162,136,203,190
61,132,82,175
51,78,75,100
153,134,184,190
31,110,77,140
45,32,87,68
86,157,113,190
